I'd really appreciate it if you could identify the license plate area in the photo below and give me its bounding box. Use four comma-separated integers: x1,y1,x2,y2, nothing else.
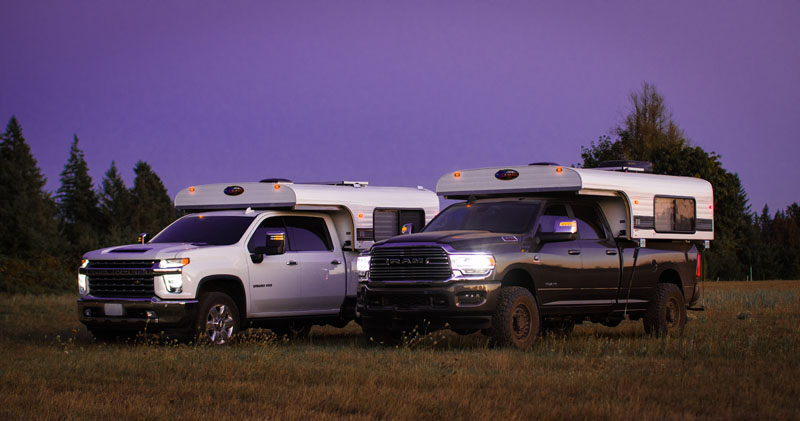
104,303,124,316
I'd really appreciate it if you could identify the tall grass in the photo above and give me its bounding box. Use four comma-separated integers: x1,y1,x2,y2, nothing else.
1,281,799,419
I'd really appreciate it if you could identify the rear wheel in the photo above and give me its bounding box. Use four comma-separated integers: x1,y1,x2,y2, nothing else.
487,286,540,350
643,283,686,337
195,292,240,345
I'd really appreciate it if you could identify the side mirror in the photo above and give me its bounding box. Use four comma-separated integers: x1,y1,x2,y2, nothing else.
138,233,148,244
401,223,413,235
538,218,578,243
258,231,286,255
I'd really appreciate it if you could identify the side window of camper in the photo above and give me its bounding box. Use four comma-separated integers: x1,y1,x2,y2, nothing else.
654,197,696,233
284,216,333,251
373,209,425,241
247,217,285,253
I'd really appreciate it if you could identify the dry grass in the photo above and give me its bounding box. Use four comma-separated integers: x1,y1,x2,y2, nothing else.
1,281,799,420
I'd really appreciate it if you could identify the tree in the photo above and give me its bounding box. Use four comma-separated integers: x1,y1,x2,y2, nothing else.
56,135,101,254
0,116,61,257
131,161,176,237
99,161,136,245
581,83,753,280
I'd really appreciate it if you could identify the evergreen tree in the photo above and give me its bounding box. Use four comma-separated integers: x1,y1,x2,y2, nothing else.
99,161,136,245
56,135,101,254
0,116,60,257
580,83,753,280
131,161,176,237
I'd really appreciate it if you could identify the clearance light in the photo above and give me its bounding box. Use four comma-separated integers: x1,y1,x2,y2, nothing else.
634,200,639,205
556,166,563,173
454,171,461,178
189,186,195,193
450,253,495,279
358,213,364,219
274,184,281,191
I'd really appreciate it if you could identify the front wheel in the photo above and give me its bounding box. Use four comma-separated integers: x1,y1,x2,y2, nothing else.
195,292,240,345
643,283,686,337
487,286,540,350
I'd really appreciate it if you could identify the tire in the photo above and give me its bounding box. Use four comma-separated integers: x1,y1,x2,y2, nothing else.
488,286,540,349
195,292,240,345
643,283,686,337
541,320,574,337
272,323,311,340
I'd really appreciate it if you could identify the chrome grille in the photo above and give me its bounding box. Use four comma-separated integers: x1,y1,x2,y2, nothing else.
369,247,451,281
87,260,156,298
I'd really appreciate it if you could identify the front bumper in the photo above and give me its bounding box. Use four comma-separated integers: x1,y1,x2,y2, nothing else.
77,296,198,330
357,281,502,331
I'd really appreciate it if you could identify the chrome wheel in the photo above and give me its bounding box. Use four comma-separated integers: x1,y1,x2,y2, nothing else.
204,303,235,344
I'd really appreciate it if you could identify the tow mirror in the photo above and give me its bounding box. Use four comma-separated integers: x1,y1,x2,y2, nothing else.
260,231,286,255
538,218,578,243
138,233,148,244
401,223,413,235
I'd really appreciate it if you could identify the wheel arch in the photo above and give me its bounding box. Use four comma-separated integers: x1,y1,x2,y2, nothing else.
197,275,247,324
498,265,536,297
658,268,683,297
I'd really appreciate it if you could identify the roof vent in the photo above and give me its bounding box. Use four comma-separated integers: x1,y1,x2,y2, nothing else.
260,178,293,183
596,160,653,173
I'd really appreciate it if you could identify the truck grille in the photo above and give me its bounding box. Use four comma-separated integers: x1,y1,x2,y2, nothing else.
369,247,451,282
87,260,157,298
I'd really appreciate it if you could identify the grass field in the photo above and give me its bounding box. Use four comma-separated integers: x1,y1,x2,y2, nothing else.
1,281,799,420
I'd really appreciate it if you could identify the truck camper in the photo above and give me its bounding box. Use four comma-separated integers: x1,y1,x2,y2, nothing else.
77,180,439,344
357,162,713,349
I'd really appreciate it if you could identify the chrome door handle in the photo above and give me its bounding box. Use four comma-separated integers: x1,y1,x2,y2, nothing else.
331,260,342,265
286,261,298,266
606,250,618,255
568,249,581,255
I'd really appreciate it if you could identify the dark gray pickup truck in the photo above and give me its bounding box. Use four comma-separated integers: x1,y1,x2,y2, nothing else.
356,164,710,349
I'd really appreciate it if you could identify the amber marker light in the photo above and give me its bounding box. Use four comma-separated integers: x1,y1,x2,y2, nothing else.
358,213,364,219
454,171,461,178
181,257,190,266
189,186,196,193
634,200,639,205
274,184,280,191
556,166,563,173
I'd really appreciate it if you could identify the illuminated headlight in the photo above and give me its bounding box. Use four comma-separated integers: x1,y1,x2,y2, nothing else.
78,259,89,295
162,274,183,293
357,255,371,277
450,253,495,278
159,258,190,269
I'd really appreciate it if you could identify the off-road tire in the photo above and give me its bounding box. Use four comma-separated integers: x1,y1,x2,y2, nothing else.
643,283,686,337
488,286,540,349
195,292,240,345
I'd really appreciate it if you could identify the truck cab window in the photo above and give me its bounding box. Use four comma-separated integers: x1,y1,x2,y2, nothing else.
284,216,333,251
571,204,606,240
247,217,285,253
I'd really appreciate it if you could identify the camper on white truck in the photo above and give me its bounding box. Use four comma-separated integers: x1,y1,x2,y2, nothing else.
77,180,438,344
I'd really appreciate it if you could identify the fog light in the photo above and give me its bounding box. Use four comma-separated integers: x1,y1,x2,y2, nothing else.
457,291,486,306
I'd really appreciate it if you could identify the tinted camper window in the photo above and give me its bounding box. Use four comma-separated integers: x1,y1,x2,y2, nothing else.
373,209,425,241
654,197,696,233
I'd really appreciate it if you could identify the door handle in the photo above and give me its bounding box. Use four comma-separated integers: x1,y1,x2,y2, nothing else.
568,249,581,255
331,260,342,265
606,250,618,255
286,260,298,266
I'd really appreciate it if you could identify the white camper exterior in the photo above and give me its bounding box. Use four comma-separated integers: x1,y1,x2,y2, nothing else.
435,164,714,241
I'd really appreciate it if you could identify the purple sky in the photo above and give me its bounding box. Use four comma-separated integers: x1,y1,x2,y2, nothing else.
1,1,798,213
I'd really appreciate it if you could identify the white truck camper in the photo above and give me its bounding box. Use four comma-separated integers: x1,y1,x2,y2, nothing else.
78,180,439,344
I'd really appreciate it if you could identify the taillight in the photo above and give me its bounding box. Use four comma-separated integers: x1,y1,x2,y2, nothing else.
696,254,702,278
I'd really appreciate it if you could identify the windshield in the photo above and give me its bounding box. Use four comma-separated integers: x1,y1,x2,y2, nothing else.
150,215,256,245
424,201,542,234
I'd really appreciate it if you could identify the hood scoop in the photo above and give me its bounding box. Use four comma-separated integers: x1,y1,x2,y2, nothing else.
110,247,151,253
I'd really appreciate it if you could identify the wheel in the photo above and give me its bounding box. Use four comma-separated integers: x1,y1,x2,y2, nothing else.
643,283,686,337
195,292,240,345
541,320,574,337
272,323,311,340
487,286,540,349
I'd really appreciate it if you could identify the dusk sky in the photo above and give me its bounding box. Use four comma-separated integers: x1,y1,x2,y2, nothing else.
1,0,798,213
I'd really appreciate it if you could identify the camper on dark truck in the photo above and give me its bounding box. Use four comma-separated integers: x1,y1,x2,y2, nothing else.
77,180,438,344
356,162,712,349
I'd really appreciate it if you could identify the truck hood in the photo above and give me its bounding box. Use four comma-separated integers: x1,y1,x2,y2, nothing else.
82,242,210,260
376,230,523,251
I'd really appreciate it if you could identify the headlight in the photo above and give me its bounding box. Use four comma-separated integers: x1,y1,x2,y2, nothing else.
357,255,371,276
159,258,190,269
450,253,495,278
78,259,89,295
162,274,183,293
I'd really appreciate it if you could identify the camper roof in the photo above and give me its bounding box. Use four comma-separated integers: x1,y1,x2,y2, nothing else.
436,164,713,241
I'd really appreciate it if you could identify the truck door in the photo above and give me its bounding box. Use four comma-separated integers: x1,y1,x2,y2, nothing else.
283,216,347,313
571,203,620,307
246,216,304,315
531,204,584,309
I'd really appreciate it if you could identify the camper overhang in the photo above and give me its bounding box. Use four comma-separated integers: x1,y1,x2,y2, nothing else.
436,164,714,241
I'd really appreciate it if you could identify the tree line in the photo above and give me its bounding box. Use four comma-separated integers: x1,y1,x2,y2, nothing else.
0,116,176,293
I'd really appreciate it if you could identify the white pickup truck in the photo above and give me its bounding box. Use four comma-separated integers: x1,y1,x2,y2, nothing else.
77,180,439,344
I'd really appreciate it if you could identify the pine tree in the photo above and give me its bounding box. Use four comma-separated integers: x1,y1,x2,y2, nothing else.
0,116,61,257
99,161,135,245
131,161,176,237
56,135,101,254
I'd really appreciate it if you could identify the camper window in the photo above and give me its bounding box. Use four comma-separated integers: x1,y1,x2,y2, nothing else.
654,196,696,233
373,209,425,241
